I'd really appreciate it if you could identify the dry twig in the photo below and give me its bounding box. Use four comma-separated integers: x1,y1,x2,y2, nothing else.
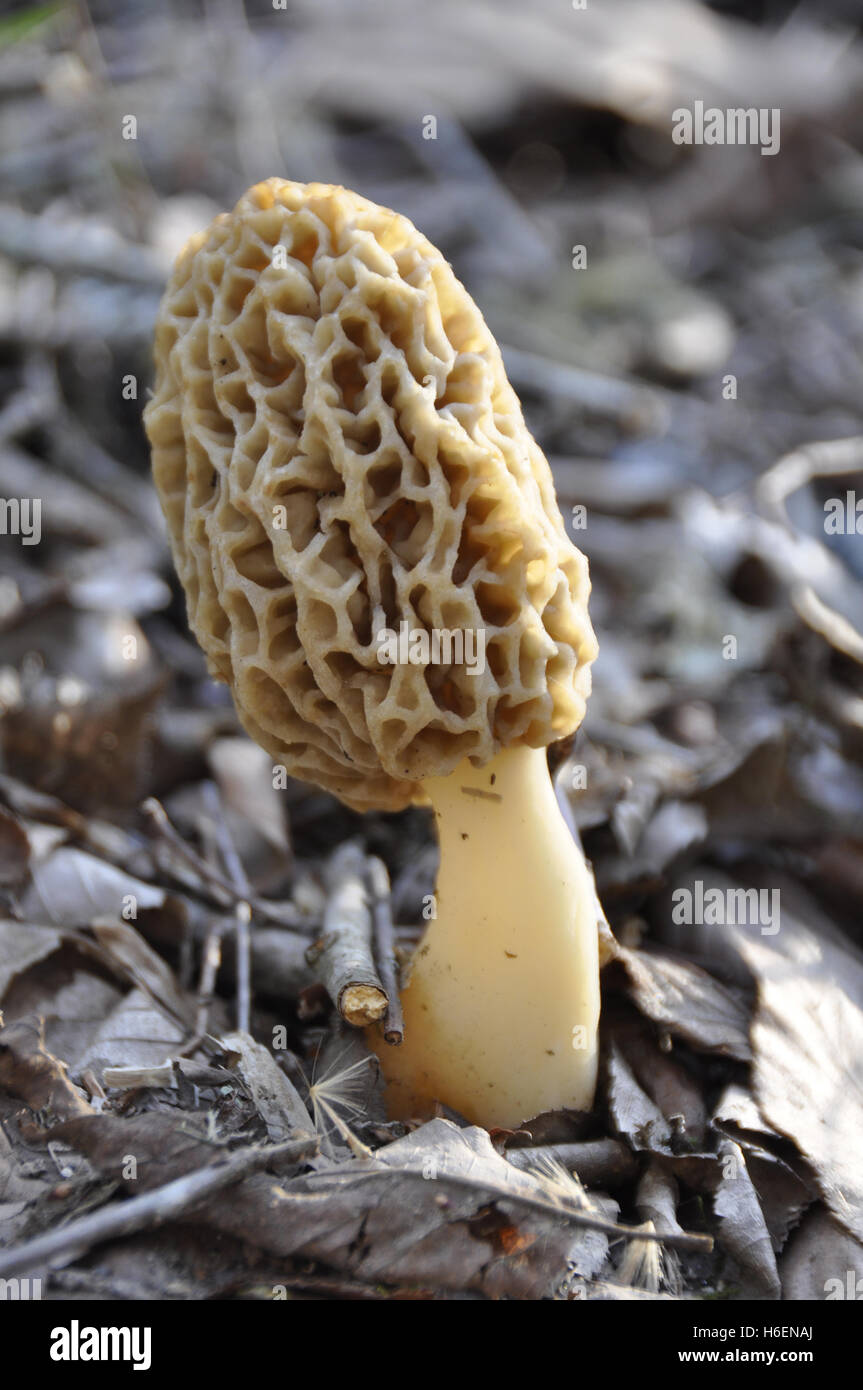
142,796,309,929
0,1133,318,1279
367,855,404,1044
506,1138,638,1188
307,842,389,1027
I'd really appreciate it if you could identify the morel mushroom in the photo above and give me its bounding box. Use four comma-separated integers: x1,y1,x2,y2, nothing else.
144,178,600,1128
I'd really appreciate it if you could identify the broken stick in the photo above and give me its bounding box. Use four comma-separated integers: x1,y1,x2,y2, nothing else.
367,855,404,1045
306,842,388,1027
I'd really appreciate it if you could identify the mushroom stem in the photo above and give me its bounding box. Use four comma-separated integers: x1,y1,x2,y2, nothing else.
371,744,599,1128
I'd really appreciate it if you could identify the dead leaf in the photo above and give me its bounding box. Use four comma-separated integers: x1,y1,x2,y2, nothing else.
743,1148,813,1256
76,988,186,1078
0,947,123,1070
736,925,863,1243
220,1030,313,1141
713,1083,814,1251
613,945,752,1060
88,918,194,1028
48,1111,221,1192
0,1118,54,1240
712,1139,781,1300
0,920,63,1000
197,1117,619,1298
606,1042,673,1153
779,1207,863,1301
21,846,167,928
0,1015,92,1120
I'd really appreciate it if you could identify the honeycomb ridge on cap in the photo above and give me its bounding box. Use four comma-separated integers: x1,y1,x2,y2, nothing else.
144,178,598,813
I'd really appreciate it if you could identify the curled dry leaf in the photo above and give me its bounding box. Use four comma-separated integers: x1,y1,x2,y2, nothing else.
779,1207,863,1301
739,1148,813,1257
613,944,752,1061
658,1144,783,1299
0,946,123,1074
711,1139,781,1301
0,1015,92,1120
606,1042,673,1154
712,1081,780,1147
0,920,63,1000
220,1030,313,1141
712,1083,814,1253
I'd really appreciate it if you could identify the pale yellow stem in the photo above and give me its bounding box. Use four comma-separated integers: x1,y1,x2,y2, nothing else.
370,744,600,1128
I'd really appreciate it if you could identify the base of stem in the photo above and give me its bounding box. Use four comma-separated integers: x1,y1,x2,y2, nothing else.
368,744,599,1128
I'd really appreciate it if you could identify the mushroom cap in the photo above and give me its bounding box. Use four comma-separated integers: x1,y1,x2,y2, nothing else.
145,179,598,813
